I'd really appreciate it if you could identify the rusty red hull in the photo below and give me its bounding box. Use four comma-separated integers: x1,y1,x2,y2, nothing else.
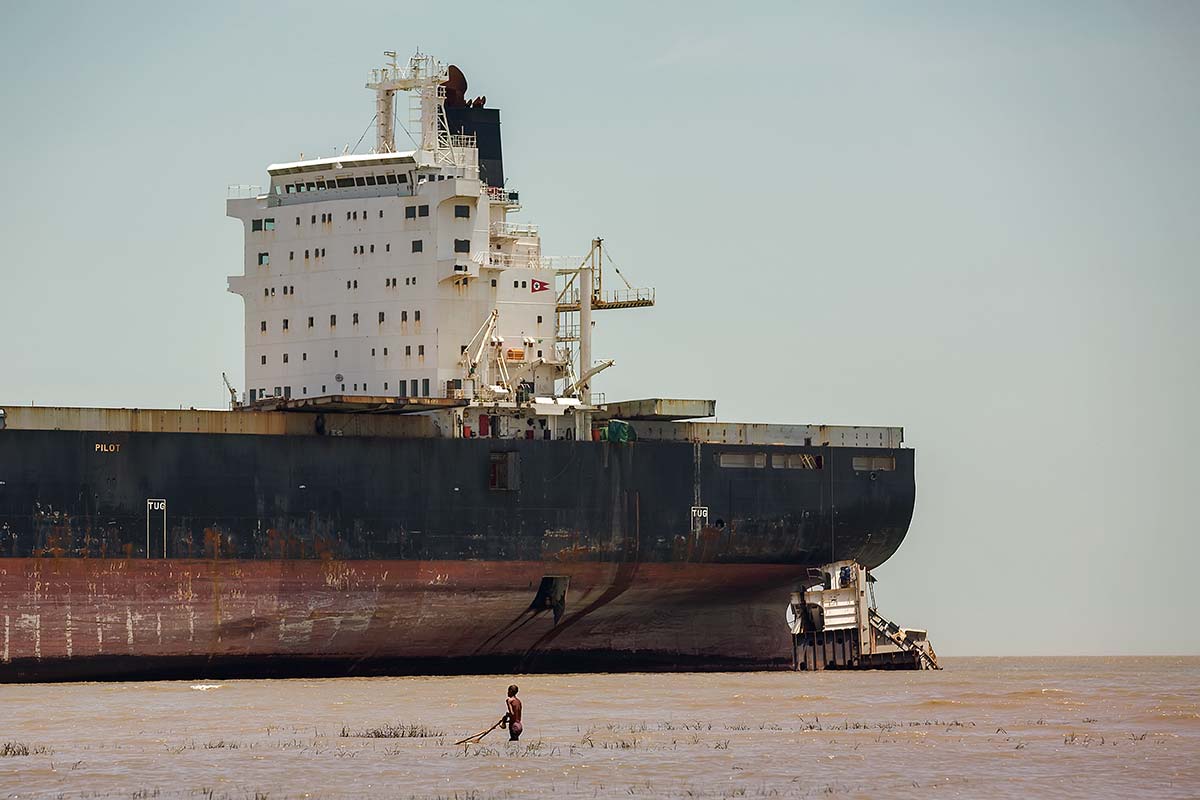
0,558,803,682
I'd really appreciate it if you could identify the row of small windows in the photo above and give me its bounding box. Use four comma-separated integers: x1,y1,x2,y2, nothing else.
258,344,424,365
263,285,295,297
261,202,470,233
261,311,423,331
279,173,408,194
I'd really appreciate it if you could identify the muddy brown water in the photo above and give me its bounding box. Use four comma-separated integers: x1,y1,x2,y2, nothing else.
1,657,1197,799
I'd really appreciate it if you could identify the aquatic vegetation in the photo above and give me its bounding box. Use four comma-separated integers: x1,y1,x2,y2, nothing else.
0,741,50,757
340,722,445,738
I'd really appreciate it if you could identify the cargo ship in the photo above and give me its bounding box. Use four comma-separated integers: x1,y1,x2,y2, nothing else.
0,52,916,681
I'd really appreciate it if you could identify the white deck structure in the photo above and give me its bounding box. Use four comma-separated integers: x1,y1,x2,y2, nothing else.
227,52,562,415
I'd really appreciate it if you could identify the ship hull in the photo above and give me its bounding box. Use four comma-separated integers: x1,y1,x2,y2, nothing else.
0,559,806,682
0,425,915,681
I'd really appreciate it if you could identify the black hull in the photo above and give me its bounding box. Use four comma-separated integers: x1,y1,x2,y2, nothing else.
0,431,913,566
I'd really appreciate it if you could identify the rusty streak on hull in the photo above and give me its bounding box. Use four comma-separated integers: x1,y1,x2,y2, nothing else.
0,559,803,682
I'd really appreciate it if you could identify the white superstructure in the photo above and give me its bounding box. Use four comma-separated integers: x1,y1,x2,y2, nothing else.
226,51,573,418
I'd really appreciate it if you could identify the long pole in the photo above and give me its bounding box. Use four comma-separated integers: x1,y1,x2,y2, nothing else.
579,242,595,403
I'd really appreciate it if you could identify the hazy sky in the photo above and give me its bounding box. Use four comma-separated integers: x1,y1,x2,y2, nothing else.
1,2,1196,656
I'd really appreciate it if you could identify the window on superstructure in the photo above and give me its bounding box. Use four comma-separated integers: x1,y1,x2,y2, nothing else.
414,310,421,322
454,205,470,218
386,174,397,184
422,378,430,396
261,355,267,365
366,176,376,186
537,350,542,358
304,250,309,259
270,287,275,296
454,239,470,253
252,219,263,232
378,312,385,324
347,212,352,221
283,353,289,364
302,353,307,361
316,181,326,189
320,248,325,257
353,211,358,220
330,314,336,327
384,382,389,391
405,206,416,219
334,349,338,358
311,214,316,224
513,281,519,288
537,315,543,324
410,379,418,396
282,319,289,331
337,177,354,188
418,345,425,356
353,313,359,325
260,321,267,332
411,239,423,253
412,276,417,285
379,210,384,219
264,218,275,230
386,243,390,252
306,183,315,191
307,316,314,328
289,251,294,261
401,311,408,322
295,217,300,226
257,253,269,266
405,346,411,356
263,288,269,298
491,279,497,287
322,385,326,393
353,280,358,288
418,205,429,217
355,177,366,186
383,347,388,355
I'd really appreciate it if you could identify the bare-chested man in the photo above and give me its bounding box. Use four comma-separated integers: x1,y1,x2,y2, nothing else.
503,684,523,741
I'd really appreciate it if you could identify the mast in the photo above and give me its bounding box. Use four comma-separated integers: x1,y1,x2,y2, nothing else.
365,50,449,154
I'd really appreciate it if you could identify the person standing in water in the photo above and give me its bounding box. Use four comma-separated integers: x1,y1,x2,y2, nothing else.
502,684,523,741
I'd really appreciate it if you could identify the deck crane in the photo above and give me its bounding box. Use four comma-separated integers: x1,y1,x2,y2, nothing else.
221,372,239,409
556,238,654,403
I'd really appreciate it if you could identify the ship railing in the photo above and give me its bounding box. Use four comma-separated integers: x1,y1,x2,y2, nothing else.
490,221,540,238
600,287,656,305
227,184,264,199
486,185,521,206
448,134,477,149
474,251,574,270
557,323,580,341
589,392,606,406
558,287,657,305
